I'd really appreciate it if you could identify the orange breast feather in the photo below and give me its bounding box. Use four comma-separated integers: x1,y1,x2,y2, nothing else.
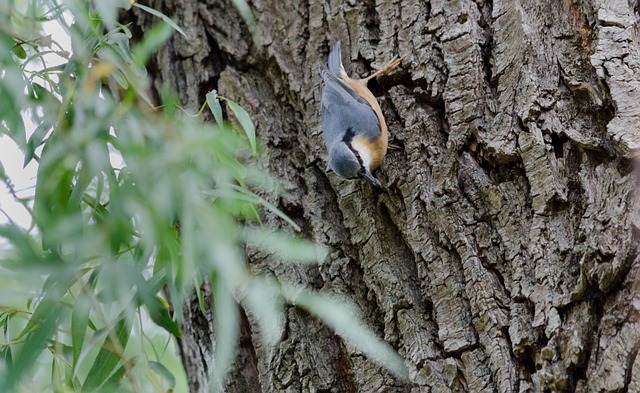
339,76,388,171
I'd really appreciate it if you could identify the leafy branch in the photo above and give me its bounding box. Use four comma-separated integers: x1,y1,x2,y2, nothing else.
0,1,408,392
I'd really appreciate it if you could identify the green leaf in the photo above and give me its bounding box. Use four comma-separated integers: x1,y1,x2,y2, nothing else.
132,3,188,38
226,186,301,231
242,277,284,346
223,97,257,155
101,365,127,391
2,299,62,391
147,272,168,296
24,122,51,166
28,82,48,102
11,43,26,59
98,33,135,78
145,296,181,338
71,295,91,371
0,75,27,147
229,0,257,36
211,276,239,386
148,360,176,390
285,287,410,381
2,347,12,368
206,90,223,126
194,273,206,314
93,0,130,31
82,194,109,223
110,68,129,90
127,269,180,338
33,134,81,250
0,225,44,263
244,228,325,264
132,22,174,66
83,316,131,392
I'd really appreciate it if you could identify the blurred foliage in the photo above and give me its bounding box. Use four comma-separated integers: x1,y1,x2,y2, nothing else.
0,0,408,392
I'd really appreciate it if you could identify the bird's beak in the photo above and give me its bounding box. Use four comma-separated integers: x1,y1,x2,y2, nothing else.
360,171,382,188
325,164,333,174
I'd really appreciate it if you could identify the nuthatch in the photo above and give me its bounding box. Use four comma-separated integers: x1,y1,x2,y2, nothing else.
318,41,402,187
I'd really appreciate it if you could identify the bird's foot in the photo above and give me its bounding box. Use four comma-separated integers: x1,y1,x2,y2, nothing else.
363,56,405,82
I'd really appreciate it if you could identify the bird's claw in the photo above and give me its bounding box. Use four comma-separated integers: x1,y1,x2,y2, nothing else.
364,55,405,82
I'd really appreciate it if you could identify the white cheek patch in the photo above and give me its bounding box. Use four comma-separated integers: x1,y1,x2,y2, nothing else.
339,65,348,79
351,139,372,171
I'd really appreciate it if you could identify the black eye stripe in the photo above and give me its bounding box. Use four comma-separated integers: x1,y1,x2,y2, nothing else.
343,127,355,143
346,141,364,169
342,127,365,171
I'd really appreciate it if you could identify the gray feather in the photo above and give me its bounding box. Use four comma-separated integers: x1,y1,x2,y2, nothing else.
328,41,342,77
328,142,360,179
318,64,380,150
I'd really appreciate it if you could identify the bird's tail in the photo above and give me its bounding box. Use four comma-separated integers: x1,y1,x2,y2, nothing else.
327,41,346,78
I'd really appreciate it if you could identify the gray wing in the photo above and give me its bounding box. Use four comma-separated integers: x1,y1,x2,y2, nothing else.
318,64,380,150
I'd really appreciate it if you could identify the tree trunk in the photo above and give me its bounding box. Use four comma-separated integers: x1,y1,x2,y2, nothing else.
125,0,640,391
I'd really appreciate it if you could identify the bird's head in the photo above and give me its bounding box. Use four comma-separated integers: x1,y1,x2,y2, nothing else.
328,142,382,187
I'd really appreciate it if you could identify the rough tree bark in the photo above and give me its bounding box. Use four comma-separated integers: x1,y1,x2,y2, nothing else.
125,0,640,391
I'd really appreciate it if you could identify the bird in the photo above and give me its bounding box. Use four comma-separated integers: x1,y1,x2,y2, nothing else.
318,41,402,188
